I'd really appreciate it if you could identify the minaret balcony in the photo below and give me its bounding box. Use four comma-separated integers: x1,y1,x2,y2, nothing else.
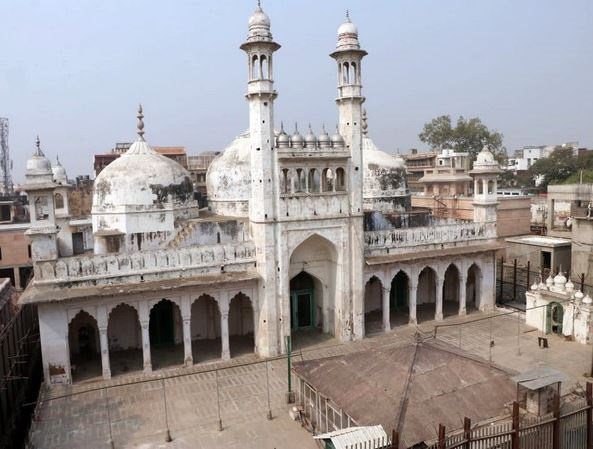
247,79,275,96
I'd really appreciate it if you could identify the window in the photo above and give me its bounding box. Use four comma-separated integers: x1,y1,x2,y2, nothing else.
335,168,346,191
28,245,32,258
0,247,2,260
0,204,10,221
54,193,64,209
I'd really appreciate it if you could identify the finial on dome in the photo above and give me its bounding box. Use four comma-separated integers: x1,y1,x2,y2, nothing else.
362,108,368,136
136,104,145,140
346,9,351,22
257,0,261,8
280,121,285,133
294,122,299,133
34,135,45,156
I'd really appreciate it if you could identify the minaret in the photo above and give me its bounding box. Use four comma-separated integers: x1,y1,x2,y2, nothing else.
240,1,280,222
23,136,59,262
240,3,282,357
469,145,502,224
330,12,367,341
330,11,367,215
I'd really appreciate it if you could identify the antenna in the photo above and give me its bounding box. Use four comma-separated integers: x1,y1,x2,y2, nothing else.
0,118,13,195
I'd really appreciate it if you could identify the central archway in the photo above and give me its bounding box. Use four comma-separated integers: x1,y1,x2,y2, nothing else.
289,234,338,348
417,267,437,323
149,299,183,370
443,264,460,318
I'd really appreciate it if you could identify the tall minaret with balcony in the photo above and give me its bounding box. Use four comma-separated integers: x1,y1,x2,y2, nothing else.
469,145,502,224
330,13,367,340
240,3,282,356
330,11,367,216
240,2,280,222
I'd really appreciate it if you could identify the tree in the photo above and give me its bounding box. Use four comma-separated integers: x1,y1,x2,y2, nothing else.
528,147,577,189
418,115,506,164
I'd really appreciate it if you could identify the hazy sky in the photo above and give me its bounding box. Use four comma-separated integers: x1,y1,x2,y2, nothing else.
2,0,592,183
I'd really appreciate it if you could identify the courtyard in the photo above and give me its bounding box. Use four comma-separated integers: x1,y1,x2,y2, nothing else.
28,308,593,449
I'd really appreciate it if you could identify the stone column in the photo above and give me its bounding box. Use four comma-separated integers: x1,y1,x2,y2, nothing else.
459,273,467,316
382,286,391,332
182,316,193,367
99,327,111,380
141,321,152,373
220,299,231,361
436,277,444,321
409,281,418,325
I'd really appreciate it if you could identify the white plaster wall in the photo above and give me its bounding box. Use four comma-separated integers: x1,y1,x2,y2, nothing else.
38,303,71,384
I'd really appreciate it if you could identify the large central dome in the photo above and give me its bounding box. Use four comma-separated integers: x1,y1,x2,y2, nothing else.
93,139,194,213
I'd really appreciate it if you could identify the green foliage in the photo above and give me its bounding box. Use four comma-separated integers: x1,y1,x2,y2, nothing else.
418,115,506,164
529,146,584,189
562,169,593,184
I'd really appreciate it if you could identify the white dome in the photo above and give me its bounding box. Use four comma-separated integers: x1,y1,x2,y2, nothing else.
363,136,409,213
93,139,194,213
338,21,358,36
52,157,68,184
206,132,252,217
249,7,270,28
25,137,54,185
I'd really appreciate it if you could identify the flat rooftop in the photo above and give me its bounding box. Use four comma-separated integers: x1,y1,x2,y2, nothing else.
505,235,572,247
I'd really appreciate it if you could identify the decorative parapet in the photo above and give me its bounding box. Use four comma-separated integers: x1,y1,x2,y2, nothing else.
364,221,496,253
33,242,256,286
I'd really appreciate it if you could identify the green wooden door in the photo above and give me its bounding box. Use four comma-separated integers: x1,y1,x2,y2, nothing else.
291,289,314,329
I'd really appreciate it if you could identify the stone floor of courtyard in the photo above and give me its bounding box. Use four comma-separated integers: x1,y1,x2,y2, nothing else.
29,307,593,449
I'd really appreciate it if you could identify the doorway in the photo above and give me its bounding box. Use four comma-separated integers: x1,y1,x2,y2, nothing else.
290,272,315,330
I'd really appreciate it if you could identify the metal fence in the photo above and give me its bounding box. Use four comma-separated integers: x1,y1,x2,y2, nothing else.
496,258,593,310
0,304,42,449
426,386,593,449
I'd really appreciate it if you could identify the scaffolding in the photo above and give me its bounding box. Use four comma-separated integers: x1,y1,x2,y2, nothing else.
0,118,13,195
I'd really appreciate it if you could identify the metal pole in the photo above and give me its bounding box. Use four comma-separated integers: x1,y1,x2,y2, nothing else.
162,379,172,443
265,360,272,420
216,369,222,431
513,259,517,302
517,311,521,356
489,317,493,365
286,335,294,403
104,388,115,449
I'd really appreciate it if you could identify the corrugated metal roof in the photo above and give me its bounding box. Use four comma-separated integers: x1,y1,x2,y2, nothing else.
293,340,517,447
314,426,388,449
511,367,568,390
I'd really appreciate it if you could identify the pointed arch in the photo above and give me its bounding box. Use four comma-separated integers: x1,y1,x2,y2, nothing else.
149,298,183,369
68,310,101,382
364,275,383,335
443,264,461,318
466,263,482,311
417,266,437,323
390,270,410,327
229,292,255,358
191,294,221,363
107,303,142,376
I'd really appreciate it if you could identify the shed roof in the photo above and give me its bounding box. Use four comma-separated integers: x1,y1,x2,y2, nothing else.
293,340,516,447
314,426,388,449
511,367,568,390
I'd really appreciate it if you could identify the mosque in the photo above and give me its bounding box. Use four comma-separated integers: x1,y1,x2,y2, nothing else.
21,5,502,385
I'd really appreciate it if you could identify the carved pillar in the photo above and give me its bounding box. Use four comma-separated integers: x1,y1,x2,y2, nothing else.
409,280,418,325
141,321,152,372
220,296,230,361
459,273,467,316
99,327,111,380
436,277,444,321
182,317,192,366
382,286,391,332
181,296,193,367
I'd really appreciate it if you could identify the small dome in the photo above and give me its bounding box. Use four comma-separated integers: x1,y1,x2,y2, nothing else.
566,279,575,292
331,127,345,146
546,274,554,286
318,127,331,148
25,136,54,184
583,294,593,305
476,146,496,165
249,6,270,28
52,156,68,184
338,20,358,36
575,290,585,300
305,125,317,148
530,282,538,291
277,127,290,148
554,271,567,286
292,125,304,147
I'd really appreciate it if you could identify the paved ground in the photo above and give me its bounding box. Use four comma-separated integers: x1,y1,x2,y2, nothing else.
28,308,593,449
